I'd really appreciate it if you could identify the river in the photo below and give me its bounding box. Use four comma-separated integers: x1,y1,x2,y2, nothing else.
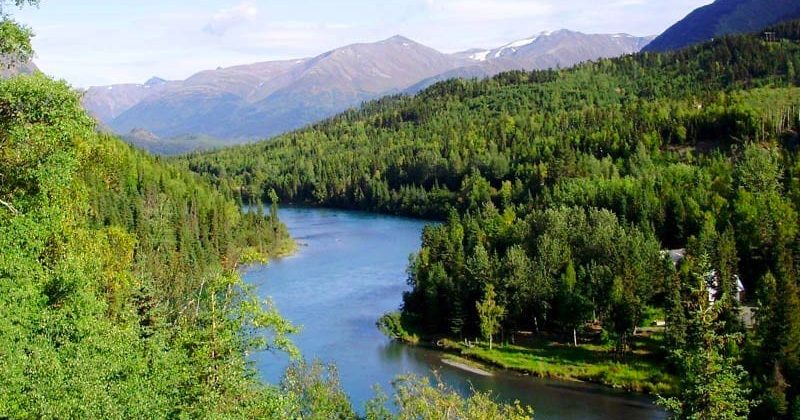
245,207,666,419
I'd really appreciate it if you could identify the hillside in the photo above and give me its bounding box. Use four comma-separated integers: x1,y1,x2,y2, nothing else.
644,0,800,52
0,73,304,417
185,27,800,417
84,31,652,152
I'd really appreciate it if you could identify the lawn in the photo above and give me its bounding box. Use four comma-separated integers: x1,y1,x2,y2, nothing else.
443,333,675,395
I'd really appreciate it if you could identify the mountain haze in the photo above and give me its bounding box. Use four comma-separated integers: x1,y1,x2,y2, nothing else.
82,77,178,122
84,31,653,152
644,0,800,52
0,57,38,78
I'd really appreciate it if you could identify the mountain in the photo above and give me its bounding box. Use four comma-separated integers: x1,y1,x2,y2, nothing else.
463,30,651,64
217,35,471,140
98,36,470,143
84,32,652,152
108,59,306,139
644,0,800,52
82,76,178,122
0,57,38,78
409,30,653,92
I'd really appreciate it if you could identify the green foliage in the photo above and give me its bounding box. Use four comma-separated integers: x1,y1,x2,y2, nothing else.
280,361,357,419
0,74,299,417
278,362,535,420
476,284,505,350
0,19,33,62
658,256,753,419
370,375,533,420
377,311,419,344
403,205,664,354
749,269,800,418
0,1,38,63
182,28,800,416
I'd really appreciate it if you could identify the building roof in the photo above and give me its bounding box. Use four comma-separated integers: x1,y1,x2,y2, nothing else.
662,249,686,265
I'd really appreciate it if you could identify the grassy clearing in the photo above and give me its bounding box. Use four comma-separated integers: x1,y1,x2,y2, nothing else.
441,333,675,395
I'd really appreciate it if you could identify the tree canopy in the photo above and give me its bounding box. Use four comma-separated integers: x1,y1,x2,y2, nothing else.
185,24,800,418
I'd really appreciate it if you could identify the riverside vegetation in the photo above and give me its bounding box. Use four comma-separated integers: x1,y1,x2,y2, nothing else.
0,2,532,418
187,20,800,419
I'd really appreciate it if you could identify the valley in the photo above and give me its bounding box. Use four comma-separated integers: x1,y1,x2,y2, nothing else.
4,0,800,418
246,207,666,419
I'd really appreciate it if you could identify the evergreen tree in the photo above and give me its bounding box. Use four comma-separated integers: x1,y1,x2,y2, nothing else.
716,228,743,337
658,255,752,419
752,268,800,418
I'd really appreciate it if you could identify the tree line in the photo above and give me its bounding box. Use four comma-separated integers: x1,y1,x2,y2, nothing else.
0,2,528,417
186,23,800,418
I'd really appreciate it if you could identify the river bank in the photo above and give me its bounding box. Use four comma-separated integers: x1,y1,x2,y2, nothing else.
250,207,667,419
398,331,676,396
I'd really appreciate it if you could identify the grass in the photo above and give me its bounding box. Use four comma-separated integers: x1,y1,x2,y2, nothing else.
441,333,675,395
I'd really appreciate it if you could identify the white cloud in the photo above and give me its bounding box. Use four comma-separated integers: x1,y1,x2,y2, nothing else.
423,0,553,22
16,0,714,87
203,1,258,36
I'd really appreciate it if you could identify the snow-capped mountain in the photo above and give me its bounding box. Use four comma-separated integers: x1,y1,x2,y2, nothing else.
83,30,653,153
411,30,653,93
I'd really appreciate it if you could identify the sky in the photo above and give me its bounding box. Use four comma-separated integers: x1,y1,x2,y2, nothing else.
13,0,713,88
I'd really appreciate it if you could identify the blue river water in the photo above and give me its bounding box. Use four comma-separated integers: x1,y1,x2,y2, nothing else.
245,207,665,419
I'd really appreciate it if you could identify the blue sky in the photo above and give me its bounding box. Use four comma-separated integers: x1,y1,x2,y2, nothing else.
14,0,712,87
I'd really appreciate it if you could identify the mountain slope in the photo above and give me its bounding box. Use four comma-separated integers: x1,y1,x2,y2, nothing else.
232,36,471,139
103,36,470,142
84,32,652,151
82,77,177,122
644,0,800,52
409,30,653,92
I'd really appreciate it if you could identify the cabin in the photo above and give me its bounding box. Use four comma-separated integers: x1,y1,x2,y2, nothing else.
664,249,686,266
705,270,746,303
662,249,745,303
763,31,777,43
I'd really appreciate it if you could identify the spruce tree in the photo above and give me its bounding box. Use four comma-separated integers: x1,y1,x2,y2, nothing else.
659,255,752,419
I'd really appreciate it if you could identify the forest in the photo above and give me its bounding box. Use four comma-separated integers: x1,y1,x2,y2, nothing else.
186,21,800,419
0,1,528,418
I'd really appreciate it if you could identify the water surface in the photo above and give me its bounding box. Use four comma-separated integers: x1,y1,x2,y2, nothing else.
246,207,665,419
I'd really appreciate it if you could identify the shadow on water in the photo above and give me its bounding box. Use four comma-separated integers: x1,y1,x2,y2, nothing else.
247,207,666,419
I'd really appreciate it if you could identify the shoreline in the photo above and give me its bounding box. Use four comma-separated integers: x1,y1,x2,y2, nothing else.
440,355,494,376
404,336,675,397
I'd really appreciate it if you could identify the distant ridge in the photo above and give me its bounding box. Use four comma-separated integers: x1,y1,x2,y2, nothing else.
0,56,38,78
644,0,800,52
83,31,653,153
410,30,652,93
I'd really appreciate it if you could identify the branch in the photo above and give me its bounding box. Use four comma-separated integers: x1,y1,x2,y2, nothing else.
0,198,18,215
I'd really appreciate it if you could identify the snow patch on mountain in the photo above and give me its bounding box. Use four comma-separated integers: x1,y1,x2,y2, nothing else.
470,50,490,61
492,30,555,58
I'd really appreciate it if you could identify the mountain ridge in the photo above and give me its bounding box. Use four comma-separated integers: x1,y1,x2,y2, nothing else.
644,0,800,52
83,30,653,152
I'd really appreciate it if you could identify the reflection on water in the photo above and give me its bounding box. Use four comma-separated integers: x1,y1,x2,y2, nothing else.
245,207,666,419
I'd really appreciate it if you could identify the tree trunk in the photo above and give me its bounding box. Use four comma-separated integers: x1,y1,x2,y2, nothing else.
573,328,578,347
489,335,493,350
